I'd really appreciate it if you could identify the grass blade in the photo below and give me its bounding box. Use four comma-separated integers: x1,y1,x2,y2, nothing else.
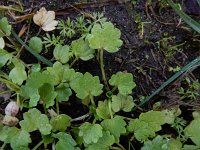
166,0,200,33
197,0,200,6
135,0,200,109
11,30,53,66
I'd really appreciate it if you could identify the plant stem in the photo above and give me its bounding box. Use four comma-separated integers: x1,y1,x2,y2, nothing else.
43,103,48,116
116,143,126,150
32,140,43,150
108,100,113,119
0,143,6,150
99,49,110,91
90,94,95,106
70,57,79,68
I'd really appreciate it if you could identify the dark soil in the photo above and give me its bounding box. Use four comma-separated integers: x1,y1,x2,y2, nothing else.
1,0,200,149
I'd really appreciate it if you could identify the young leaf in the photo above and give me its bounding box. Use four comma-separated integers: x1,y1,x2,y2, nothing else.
101,116,126,142
86,131,115,150
111,94,135,112
79,122,103,145
70,72,103,99
96,100,111,119
109,72,136,96
53,132,77,150
29,36,43,53
0,49,12,68
20,108,52,135
184,113,200,146
9,59,27,85
0,17,11,37
53,44,70,64
127,111,166,141
39,83,57,108
87,22,123,53
50,114,71,132
71,38,95,61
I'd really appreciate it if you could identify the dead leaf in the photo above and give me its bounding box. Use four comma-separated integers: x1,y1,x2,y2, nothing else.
2,115,19,127
33,7,58,31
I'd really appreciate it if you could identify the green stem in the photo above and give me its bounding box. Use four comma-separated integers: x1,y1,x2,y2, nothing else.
108,100,113,119
32,140,43,150
11,30,53,66
0,142,6,150
0,77,20,90
90,94,95,106
43,104,48,116
70,57,79,68
99,49,110,91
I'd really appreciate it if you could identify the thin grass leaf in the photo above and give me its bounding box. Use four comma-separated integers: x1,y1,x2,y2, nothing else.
197,0,200,6
136,56,200,109
11,30,53,66
166,0,200,33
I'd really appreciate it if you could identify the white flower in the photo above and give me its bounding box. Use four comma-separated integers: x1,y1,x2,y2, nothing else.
0,37,5,49
33,7,58,31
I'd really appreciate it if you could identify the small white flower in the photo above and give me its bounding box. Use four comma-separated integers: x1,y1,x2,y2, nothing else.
0,37,5,49
33,7,58,31
5,101,19,116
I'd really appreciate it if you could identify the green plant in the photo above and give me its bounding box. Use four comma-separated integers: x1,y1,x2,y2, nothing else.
177,78,200,101
1,6,200,149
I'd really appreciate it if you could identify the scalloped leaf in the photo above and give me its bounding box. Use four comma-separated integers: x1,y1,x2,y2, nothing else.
70,72,103,99
109,72,136,96
79,122,103,145
87,22,123,53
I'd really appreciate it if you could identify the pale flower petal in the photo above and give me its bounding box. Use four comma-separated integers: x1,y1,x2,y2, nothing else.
42,20,58,31
33,7,57,31
0,37,5,49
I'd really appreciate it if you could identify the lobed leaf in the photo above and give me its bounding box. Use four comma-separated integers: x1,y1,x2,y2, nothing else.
50,114,71,132
87,22,123,53
79,122,103,145
101,116,126,142
111,94,135,112
20,108,52,135
71,38,95,61
86,131,115,150
70,72,103,99
109,72,136,96
53,44,70,64
53,132,77,150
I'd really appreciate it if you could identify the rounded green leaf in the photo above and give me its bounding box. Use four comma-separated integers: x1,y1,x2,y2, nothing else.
29,36,43,53
53,44,70,64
